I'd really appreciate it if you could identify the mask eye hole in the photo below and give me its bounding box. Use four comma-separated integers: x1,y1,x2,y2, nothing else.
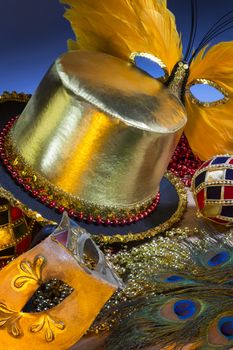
22,279,74,313
187,79,229,106
83,238,99,270
130,52,168,82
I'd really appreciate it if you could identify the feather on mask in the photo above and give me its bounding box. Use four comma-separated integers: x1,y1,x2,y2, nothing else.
60,0,233,161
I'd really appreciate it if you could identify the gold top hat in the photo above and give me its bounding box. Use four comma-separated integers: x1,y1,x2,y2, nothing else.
3,51,186,222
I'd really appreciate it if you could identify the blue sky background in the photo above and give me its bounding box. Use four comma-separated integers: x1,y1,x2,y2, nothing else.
0,0,233,94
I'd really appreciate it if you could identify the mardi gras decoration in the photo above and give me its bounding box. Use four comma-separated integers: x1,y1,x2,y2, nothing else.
0,186,49,268
1,51,186,225
61,0,233,160
0,90,187,243
192,155,233,226
0,213,122,350
88,228,233,350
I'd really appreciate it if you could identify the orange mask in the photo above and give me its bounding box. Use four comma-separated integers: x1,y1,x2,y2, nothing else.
0,213,122,349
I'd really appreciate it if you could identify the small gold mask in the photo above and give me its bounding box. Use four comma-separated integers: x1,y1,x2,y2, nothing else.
0,213,122,349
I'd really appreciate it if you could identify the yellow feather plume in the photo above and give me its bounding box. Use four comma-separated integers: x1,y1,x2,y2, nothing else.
185,42,233,160
60,0,182,74
60,0,233,160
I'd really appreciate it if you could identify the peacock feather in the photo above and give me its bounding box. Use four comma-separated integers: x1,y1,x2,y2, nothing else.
95,229,233,350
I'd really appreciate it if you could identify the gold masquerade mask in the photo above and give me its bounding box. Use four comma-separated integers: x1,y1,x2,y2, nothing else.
61,0,233,160
0,213,122,349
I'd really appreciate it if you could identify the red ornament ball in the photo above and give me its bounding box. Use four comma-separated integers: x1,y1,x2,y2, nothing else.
192,155,233,225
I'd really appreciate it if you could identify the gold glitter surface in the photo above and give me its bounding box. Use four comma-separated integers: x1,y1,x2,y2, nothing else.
0,226,14,246
0,91,31,104
90,227,233,334
168,61,189,99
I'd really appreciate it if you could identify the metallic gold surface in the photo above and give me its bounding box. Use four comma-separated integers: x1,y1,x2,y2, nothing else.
0,226,14,246
4,129,160,220
94,172,187,244
13,51,186,210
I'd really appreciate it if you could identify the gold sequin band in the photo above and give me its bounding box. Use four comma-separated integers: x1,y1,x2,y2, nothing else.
0,117,160,226
94,171,187,244
0,91,31,104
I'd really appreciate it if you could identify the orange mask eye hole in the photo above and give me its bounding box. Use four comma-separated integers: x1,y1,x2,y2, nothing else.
22,279,74,313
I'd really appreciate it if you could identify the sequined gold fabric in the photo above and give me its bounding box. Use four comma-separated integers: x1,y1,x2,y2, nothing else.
12,51,186,211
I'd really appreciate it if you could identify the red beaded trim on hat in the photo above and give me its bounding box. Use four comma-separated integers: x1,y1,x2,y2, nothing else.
0,117,160,226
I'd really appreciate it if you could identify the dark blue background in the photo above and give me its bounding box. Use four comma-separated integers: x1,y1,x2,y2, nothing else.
0,0,233,93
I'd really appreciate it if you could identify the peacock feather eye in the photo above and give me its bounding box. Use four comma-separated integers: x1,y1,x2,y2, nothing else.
207,251,230,267
209,315,233,346
165,275,185,283
202,249,232,269
200,249,232,269
149,273,191,284
160,298,201,322
173,300,197,320
130,52,169,82
218,317,233,339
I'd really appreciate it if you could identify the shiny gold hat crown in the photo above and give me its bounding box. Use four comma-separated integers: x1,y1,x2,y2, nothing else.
3,51,186,223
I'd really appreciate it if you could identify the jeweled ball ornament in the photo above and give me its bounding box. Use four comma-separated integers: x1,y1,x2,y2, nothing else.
192,155,233,225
